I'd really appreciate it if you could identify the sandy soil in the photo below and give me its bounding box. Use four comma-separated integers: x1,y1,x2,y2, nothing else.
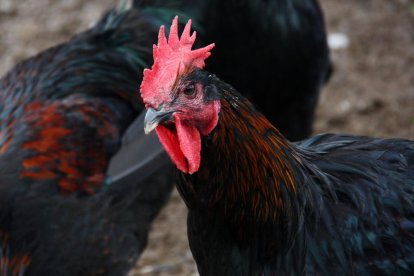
0,0,413,275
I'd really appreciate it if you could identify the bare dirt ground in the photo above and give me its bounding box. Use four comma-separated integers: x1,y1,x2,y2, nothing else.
0,0,413,275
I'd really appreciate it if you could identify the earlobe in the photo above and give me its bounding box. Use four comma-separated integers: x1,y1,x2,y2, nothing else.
199,100,220,136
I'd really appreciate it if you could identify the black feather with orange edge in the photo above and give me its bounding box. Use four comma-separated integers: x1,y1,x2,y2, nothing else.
19,97,122,195
0,230,31,276
142,19,414,275
0,4,176,275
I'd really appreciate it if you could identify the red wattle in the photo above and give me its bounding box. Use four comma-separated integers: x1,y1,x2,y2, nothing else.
156,125,188,172
155,117,201,174
175,117,201,174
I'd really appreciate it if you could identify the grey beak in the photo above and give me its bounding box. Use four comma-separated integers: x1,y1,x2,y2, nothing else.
144,108,174,134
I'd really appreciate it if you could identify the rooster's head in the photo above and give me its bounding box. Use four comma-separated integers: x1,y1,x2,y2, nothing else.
140,16,221,174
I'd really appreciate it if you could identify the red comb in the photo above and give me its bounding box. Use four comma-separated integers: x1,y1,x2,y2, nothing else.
140,16,215,108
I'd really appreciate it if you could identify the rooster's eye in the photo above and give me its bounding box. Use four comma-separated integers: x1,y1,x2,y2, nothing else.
183,84,196,98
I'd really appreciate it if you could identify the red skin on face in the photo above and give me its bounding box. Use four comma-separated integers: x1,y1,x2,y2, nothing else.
140,16,218,174
156,100,220,174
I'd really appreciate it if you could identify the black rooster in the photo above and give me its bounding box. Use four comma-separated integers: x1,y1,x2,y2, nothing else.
0,3,178,275
141,19,414,275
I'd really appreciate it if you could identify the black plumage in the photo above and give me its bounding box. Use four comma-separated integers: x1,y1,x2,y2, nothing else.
143,67,414,275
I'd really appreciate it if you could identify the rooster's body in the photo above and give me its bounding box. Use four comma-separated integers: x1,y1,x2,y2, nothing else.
182,89,414,275
141,19,414,275
0,4,178,275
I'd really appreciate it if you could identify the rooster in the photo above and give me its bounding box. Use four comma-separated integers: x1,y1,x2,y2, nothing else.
134,0,332,141
0,3,180,275
141,18,414,275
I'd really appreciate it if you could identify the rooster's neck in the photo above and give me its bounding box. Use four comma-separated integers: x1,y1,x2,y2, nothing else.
181,89,315,227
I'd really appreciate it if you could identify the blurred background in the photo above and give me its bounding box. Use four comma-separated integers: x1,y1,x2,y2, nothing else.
0,0,413,275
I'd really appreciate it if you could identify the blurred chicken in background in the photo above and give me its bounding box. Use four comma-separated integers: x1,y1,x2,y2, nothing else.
0,1,180,274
